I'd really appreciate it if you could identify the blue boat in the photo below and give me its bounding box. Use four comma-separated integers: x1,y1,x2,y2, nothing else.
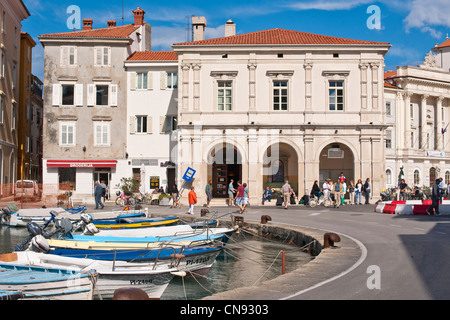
49,243,224,263
0,290,24,300
93,216,180,229
0,260,96,300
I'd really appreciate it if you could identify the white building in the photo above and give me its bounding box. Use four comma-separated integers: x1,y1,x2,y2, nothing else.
124,51,178,193
172,19,391,205
384,37,450,189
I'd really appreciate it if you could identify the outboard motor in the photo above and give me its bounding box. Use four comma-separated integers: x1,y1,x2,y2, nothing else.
30,235,50,253
14,222,43,251
83,223,99,235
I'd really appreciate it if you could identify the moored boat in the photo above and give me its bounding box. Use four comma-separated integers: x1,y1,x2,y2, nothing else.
92,216,180,229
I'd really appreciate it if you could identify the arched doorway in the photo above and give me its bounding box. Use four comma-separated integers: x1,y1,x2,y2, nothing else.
319,143,354,184
208,143,242,198
262,143,299,194
429,167,436,185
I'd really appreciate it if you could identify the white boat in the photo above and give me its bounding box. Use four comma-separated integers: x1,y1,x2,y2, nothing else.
0,251,180,300
0,253,96,300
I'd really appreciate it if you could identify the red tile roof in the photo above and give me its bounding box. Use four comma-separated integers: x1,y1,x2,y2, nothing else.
384,82,400,89
384,71,397,79
127,51,178,61
435,39,450,49
39,24,139,39
174,28,390,46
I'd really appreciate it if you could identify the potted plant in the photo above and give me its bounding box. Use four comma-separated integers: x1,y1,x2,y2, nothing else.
116,178,140,196
158,193,172,206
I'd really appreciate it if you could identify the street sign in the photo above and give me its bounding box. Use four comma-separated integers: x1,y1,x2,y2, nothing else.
182,167,196,183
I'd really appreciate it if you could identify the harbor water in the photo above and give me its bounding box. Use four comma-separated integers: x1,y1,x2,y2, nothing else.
0,225,313,300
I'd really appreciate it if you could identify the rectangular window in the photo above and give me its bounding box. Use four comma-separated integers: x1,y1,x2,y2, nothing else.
2,11,6,33
60,123,75,146
94,122,110,146
95,47,110,66
218,81,232,111
167,72,178,89
62,84,75,106
11,104,16,130
61,46,76,66
96,85,109,105
58,168,76,191
137,72,148,90
166,116,177,132
1,49,5,78
386,130,392,149
329,81,344,111
386,101,391,116
136,116,148,133
0,95,4,124
411,132,414,149
273,81,288,111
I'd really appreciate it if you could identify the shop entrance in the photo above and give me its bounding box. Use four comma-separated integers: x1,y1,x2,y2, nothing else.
209,143,242,198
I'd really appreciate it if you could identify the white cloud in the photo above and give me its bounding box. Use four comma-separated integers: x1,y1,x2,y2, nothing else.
286,0,373,11
403,0,450,30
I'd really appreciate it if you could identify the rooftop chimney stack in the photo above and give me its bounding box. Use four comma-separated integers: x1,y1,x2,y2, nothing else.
225,19,236,37
83,19,93,30
133,7,146,26
192,16,207,41
107,20,117,28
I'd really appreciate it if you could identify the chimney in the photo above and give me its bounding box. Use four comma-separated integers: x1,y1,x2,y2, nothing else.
83,19,93,30
107,20,116,28
133,7,146,26
192,16,207,41
225,19,236,37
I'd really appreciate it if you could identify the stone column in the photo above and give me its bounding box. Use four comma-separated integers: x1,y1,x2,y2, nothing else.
404,92,412,149
181,63,190,110
437,96,445,150
420,94,429,150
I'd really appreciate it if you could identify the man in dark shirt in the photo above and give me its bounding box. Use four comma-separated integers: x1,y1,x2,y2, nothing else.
399,179,408,201
427,179,440,215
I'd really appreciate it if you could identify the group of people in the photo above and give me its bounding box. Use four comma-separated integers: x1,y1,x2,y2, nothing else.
227,179,250,214
311,173,371,207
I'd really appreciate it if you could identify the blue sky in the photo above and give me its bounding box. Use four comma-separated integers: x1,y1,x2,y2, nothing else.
22,0,450,80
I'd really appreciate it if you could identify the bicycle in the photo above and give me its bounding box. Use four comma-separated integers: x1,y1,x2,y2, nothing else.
115,191,136,206
309,195,332,208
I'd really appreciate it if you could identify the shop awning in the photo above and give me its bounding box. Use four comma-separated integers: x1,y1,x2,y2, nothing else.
47,160,117,168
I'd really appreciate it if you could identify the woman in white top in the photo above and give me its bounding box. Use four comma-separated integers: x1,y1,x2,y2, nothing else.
323,180,331,200
356,179,363,205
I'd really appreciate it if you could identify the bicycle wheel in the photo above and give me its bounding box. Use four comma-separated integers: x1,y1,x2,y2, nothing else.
115,197,122,206
323,199,332,207
309,199,317,208
129,197,136,206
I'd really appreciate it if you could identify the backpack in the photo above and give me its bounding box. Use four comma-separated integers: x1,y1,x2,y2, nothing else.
334,183,340,192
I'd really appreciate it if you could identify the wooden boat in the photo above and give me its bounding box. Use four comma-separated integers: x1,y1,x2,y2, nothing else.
0,290,25,300
0,251,183,300
92,216,180,230
0,254,96,300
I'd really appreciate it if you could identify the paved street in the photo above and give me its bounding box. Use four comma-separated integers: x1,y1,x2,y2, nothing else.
84,200,450,300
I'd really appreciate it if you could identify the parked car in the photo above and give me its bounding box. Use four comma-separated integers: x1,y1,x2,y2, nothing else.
14,180,42,201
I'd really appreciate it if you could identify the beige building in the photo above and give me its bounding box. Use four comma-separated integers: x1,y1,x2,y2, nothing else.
39,8,151,202
384,37,450,189
172,19,391,204
0,0,29,192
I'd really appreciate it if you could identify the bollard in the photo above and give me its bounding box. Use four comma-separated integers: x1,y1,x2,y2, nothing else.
323,232,341,249
234,216,244,228
261,215,272,224
113,287,150,300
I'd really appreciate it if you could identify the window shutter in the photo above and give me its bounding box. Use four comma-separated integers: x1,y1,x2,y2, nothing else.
148,72,153,90
147,116,153,134
160,72,167,90
130,116,136,134
103,124,109,145
87,84,95,106
130,73,136,91
110,84,118,106
72,46,77,66
75,84,83,106
52,84,61,106
61,125,67,145
160,116,167,134
60,47,68,66
95,47,101,66
107,47,111,66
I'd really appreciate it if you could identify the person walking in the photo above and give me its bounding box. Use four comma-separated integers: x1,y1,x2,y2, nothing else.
281,180,292,210
205,181,212,208
235,181,245,214
243,183,249,212
333,179,342,208
341,180,347,205
94,181,104,210
188,186,197,215
427,179,441,216
364,178,371,204
348,180,355,205
228,179,235,207
323,179,331,201
356,179,363,205
170,184,180,208
399,179,408,201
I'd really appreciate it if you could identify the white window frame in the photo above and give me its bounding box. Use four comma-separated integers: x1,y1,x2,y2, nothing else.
136,116,148,134
60,46,77,67
386,130,392,149
217,80,233,111
272,80,289,111
414,169,420,186
167,72,178,89
137,72,148,90
328,80,345,111
386,169,392,185
94,47,111,67
94,122,110,146
60,122,76,146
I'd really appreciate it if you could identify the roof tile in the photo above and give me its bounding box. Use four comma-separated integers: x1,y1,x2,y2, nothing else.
39,24,139,39
127,51,178,61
